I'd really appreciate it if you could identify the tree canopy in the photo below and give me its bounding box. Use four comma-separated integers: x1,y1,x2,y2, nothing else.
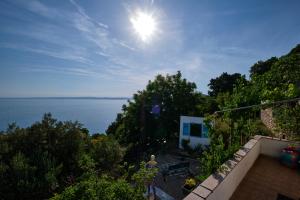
0,114,142,200
208,72,246,96
106,71,214,161
198,44,300,181
249,57,278,78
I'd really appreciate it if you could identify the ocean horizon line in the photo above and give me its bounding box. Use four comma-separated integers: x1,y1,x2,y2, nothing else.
0,96,132,100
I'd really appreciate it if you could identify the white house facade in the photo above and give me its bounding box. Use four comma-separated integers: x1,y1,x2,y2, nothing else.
179,116,210,149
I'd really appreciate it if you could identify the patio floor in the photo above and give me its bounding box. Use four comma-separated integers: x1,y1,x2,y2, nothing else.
154,152,200,200
230,155,300,200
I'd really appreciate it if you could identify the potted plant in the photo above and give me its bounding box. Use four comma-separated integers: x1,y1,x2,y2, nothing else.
280,144,300,168
182,178,196,195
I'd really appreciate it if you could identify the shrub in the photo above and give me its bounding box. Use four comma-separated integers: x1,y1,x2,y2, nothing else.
184,178,196,189
181,139,192,153
51,176,144,200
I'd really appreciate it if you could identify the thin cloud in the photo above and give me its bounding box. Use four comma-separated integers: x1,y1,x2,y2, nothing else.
25,0,63,19
0,43,91,64
69,0,109,29
2,24,91,59
114,39,136,51
97,22,109,29
69,0,136,53
96,51,111,58
1,0,247,91
19,65,108,79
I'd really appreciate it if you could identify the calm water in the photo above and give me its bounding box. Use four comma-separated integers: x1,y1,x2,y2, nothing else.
0,98,127,134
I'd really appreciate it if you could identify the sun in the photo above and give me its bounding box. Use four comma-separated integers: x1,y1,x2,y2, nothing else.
130,11,157,42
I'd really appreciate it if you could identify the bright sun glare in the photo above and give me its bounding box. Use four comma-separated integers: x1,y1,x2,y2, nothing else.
130,11,157,42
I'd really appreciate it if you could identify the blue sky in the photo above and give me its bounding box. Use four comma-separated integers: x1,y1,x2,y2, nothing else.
0,0,299,97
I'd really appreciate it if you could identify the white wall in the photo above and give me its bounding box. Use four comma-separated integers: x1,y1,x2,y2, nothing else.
179,116,210,148
206,139,261,200
260,137,294,157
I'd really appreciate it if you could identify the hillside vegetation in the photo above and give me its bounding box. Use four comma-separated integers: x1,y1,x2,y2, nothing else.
0,44,299,199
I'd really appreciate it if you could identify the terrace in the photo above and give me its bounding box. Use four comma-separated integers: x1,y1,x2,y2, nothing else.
184,136,300,200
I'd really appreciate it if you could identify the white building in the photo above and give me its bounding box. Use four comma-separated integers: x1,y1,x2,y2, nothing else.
179,116,210,149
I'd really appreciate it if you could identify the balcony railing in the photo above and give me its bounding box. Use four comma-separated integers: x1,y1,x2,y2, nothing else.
184,136,299,200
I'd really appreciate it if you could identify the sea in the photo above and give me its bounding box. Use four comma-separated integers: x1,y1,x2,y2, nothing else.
0,98,128,134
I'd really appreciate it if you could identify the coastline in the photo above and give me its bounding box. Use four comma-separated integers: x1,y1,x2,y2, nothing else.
0,97,132,100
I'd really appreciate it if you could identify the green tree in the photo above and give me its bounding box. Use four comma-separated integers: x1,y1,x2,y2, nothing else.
107,71,203,161
251,47,300,101
90,135,124,173
199,44,300,182
273,103,300,139
208,72,246,96
51,175,144,200
0,114,90,199
249,57,278,78
131,161,158,194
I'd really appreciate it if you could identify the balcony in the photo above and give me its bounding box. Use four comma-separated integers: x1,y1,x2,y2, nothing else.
184,136,300,200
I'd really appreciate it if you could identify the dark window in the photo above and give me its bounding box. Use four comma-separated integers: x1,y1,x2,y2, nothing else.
190,123,202,137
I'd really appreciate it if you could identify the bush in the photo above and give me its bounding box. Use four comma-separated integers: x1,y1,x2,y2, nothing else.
91,135,124,173
181,139,192,153
182,139,205,156
0,114,130,199
132,161,158,193
193,144,205,155
252,120,273,136
51,176,144,200
184,178,196,189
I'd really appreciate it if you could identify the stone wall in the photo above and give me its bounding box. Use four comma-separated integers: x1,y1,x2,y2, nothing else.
260,108,276,132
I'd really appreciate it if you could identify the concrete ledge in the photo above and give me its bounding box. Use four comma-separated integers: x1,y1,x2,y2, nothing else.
193,185,211,198
184,135,293,200
184,192,204,200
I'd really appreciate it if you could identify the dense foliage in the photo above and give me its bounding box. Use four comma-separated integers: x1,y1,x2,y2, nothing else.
51,175,144,200
0,114,149,200
208,72,246,96
0,114,87,199
198,44,300,180
107,71,216,161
